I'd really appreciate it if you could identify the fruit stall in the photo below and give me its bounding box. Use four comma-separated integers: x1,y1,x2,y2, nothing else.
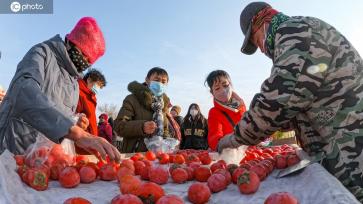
0,144,360,204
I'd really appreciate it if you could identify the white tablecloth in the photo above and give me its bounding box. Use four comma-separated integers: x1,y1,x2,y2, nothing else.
0,150,359,204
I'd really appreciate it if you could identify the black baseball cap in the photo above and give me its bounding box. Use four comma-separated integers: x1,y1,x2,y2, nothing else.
240,2,271,55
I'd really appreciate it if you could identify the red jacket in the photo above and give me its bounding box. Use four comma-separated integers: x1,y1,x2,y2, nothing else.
208,95,246,151
76,79,98,135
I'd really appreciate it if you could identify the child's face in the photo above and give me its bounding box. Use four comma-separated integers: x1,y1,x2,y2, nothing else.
146,73,168,85
211,76,230,96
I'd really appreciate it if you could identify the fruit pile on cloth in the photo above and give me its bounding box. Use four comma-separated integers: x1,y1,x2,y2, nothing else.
0,150,359,204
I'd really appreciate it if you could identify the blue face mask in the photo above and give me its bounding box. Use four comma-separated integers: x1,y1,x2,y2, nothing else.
149,81,166,97
91,84,100,94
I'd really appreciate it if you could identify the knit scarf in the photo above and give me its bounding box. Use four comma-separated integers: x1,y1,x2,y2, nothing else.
265,13,290,58
151,95,164,136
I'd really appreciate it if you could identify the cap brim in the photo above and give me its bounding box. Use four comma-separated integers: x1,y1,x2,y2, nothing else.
240,24,258,55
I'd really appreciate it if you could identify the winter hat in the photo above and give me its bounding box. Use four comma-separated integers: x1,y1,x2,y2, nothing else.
66,17,105,64
171,105,182,115
99,113,109,121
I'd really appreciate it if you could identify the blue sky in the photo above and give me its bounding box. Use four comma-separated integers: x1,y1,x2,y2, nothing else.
1,0,363,117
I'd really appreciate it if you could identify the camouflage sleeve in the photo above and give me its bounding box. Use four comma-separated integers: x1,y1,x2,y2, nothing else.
235,21,330,145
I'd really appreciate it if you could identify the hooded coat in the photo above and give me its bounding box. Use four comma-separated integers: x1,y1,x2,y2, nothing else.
0,35,80,154
114,81,170,153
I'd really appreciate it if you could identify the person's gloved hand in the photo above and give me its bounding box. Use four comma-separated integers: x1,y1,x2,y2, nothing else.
217,134,242,153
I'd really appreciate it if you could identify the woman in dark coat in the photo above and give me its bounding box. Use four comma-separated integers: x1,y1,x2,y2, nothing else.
180,103,208,150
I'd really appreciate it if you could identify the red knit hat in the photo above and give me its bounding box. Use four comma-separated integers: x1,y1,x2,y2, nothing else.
66,17,105,64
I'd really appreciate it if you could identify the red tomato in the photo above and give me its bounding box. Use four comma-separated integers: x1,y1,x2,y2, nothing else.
131,153,144,162
99,163,117,181
214,169,232,185
207,173,227,193
119,174,142,195
185,153,200,164
264,192,299,204
169,163,181,174
199,153,212,165
237,171,260,194
183,166,195,181
50,159,68,180
111,194,143,204
85,162,100,176
23,168,49,191
79,166,96,184
188,182,211,204
14,155,25,166
194,166,212,182
232,167,247,184
149,166,169,185
63,197,91,204
156,195,184,204
168,154,175,163
145,151,156,161
287,154,300,167
173,154,185,164
250,164,268,181
157,153,170,164
136,182,165,203
210,162,226,173
275,155,287,169
59,167,80,188
171,168,188,184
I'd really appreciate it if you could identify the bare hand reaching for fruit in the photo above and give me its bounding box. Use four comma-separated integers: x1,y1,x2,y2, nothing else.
65,126,121,163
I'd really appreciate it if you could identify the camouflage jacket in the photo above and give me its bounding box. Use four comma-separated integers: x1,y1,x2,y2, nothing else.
235,16,363,201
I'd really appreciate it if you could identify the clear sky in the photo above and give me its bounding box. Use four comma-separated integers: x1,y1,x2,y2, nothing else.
1,0,363,117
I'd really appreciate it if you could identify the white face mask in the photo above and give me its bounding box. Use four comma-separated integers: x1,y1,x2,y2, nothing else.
190,109,198,117
214,86,233,103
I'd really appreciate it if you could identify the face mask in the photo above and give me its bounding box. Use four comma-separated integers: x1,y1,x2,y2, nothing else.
67,46,91,72
190,109,198,118
149,81,166,97
91,84,100,94
214,86,233,103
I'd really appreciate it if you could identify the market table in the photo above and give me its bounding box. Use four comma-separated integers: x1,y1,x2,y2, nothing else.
0,150,359,204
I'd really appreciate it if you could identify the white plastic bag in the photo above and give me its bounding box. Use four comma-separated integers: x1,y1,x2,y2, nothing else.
219,145,248,164
144,136,180,153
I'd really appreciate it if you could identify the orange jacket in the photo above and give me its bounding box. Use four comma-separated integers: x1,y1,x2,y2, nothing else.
207,98,246,151
76,79,98,135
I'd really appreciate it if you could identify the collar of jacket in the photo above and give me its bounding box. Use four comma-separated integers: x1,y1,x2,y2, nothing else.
44,34,82,78
214,91,245,113
214,99,244,114
78,79,96,103
128,81,170,111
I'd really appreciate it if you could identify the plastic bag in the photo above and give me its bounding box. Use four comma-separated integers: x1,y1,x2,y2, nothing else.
144,136,180,153
23,113,81,168
218,145,248,165
144,136,164,152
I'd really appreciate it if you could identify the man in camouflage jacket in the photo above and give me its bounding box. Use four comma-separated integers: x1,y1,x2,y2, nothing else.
218,2,363,201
